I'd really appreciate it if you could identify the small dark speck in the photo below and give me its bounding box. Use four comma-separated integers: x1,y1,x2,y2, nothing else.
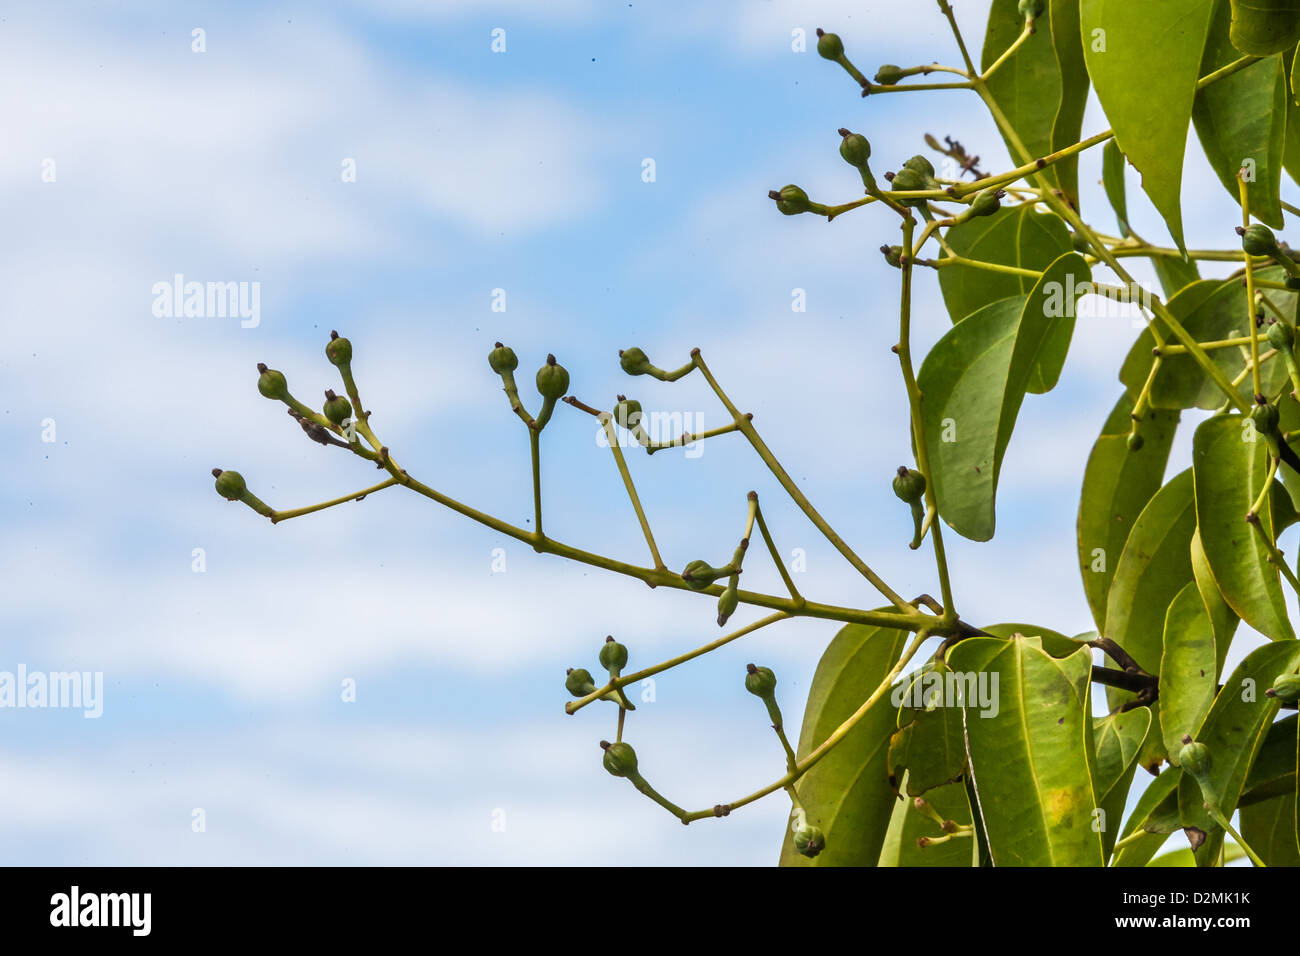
1057,717,1064,725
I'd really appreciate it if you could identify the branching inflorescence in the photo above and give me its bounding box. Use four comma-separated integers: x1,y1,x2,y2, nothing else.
216,0,1300,866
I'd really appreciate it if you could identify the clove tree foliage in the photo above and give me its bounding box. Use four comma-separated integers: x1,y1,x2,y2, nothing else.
214,0,1300,867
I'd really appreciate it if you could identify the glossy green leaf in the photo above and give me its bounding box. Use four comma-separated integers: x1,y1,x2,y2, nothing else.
878,775,977,867
1104,468,1198,676
1194,0,1287,227
779,622,908,867
1177,640,1300,862
937,204,1070,326
1092,708,1153,858
980,0,1090,208
1192,414,1296,642
1191,528,1240,678
1078,393,1180,632
1159,582,1219,760
947,636,1104,866
1240,713,1297,805
1284,45,1300,182
1081,0,1218,251
920,254,1090,541
1240,792,1300,864
980,621,1085,659
1229,0,1300,55
1113,768,1183,866
888,661,967,796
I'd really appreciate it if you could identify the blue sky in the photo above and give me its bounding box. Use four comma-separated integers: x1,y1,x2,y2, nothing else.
0,0,1290,865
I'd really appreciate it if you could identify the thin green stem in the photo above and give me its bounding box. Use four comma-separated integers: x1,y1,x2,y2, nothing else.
529,427,544,545
899,217,957,621
270,477,400,524
566,612,792,714
979,23,1031,82
1241,175,1263,397
599,414,665,570
754,502,804,606
679,628,930,822
691,350,913,613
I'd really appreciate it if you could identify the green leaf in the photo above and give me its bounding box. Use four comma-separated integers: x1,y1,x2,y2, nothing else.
1081,0,1218,251
1240,713,1297,805
1113,768,1184,866
1119,271,1295,410
1077,393,1180,632
779,622,908,867
1101,139,1132,237
947,635,1104,866
1159,582,1219,760
888,661,967,796
878,775,977,867
1191,528,1240,678
1194,1,1287,227
1192,414,1296,642
1239,792,1300,865
980,621,1086,659
1284,45,1300,182
1147,843,1247,865
937,204,1070,325
1092,708,1153,858
1103,468,1198,676
1177,640,1300,862
980,0,1090,208
920,253,1090,541
1229,0,1300,55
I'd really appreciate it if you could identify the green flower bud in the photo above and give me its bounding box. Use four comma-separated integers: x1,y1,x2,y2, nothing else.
256,363,289,401
880,245,904,268
874,64,904,85
1019,0,1045,17
565,667,596,698
326,330,352,367
1071,231,1094,254
793,824,826,858
619,347,651,376
601,740,638,777
815,29,843,60
772,184,812,216
1127,432,1145,452
322,389,352,426
1266,673,1300,702
536,354,570,401
716,587,740,627
892,466,926,504
1252,400,1281,434
212,468,246,501
614,395,643,428
488,342,518,374
902,155,936,180
1179,736,1211,775
681,559,729,590
968,188,1004,219
1267,321,1295,354
1241,223,1282,259
837,128,871,169
744,663,777,698
599,636,628,673
889,167,929,207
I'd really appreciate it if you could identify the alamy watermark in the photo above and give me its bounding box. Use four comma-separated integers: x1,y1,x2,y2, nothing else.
0,665,103,718
892,668,1000,718
152,273,260,328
